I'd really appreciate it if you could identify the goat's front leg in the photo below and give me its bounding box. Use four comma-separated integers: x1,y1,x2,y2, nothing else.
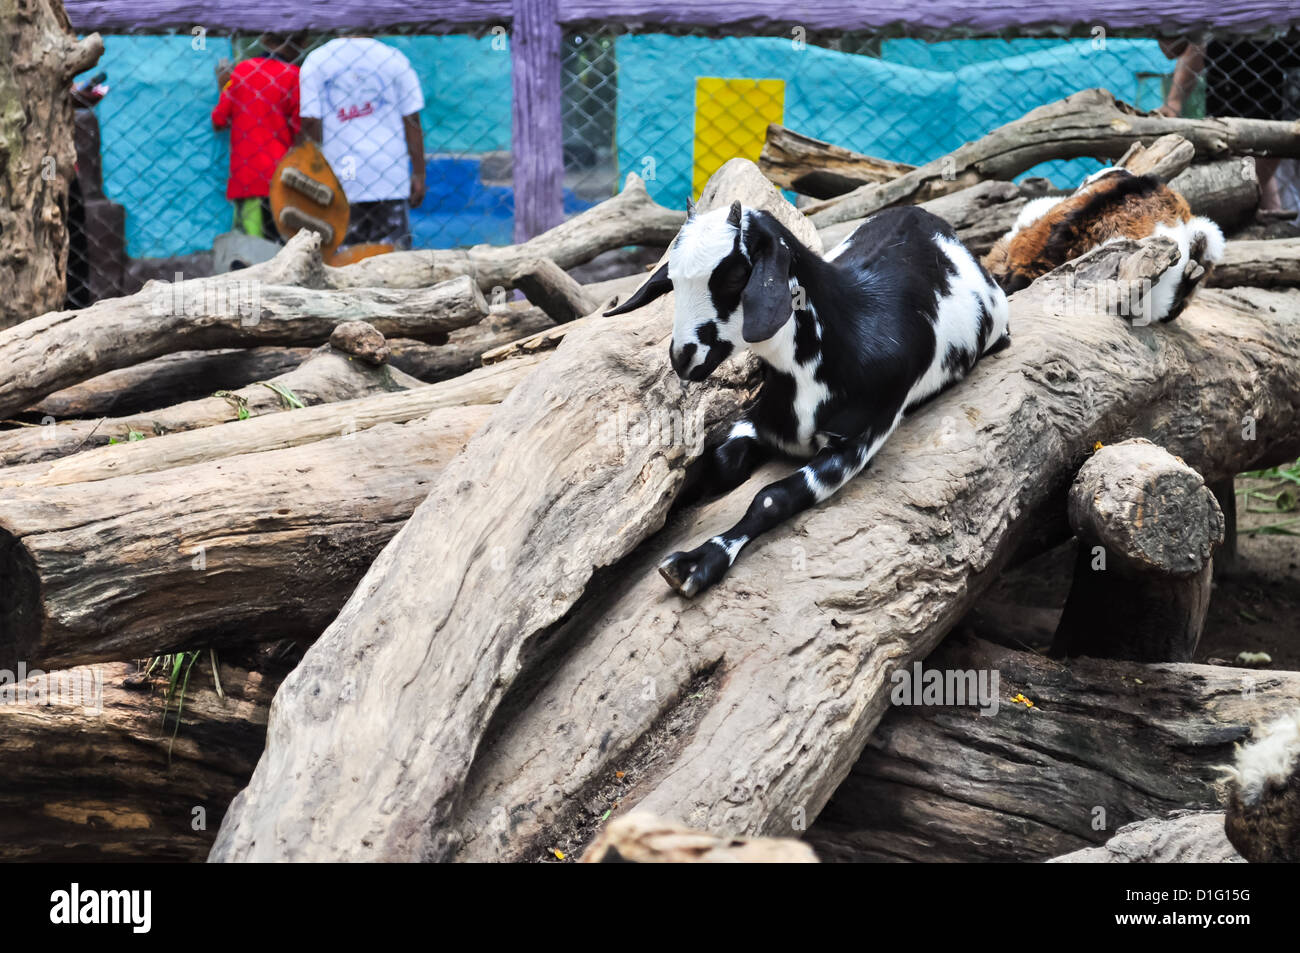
659,428,890,598
677,419,770,506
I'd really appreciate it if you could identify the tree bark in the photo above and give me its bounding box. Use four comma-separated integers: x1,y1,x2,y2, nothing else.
0,403,501,671
0,354,542,491
0,262,488,419
0,340,426,467
1051,439,1224,663
805,89,1293,227
0,657,283,862
758,123,913,199
211,162,1300,863
0,0,102,326
20,347,312,420
329,173,684,291
804,636,1293,862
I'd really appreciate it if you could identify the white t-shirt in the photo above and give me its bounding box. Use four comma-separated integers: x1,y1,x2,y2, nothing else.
299,38,425,203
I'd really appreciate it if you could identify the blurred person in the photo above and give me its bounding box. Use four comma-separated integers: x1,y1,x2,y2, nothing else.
212,33,305,239
1160,36,1300,212
298,35,426,249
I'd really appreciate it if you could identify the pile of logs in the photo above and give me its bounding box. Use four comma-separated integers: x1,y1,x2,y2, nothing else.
4,89,1300,863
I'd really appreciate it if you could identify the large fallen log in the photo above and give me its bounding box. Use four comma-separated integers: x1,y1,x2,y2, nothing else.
209,159,779,863
212,161,1300,864
758,123,913,199
805,88,1296,226
0,657,283,862
0,246,489,419
0,355,541,491
21,347,312,420
0,402,503,670
802,636,1298,862
327,173,683,291
0,340,425,468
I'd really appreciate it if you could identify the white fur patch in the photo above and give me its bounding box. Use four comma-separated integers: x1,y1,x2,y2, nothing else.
1230,711,1300,806
903,234,1008,409
1009,196,1064,237
750,315,828,455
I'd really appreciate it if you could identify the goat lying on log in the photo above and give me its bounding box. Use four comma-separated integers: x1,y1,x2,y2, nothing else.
606,200,1009,597
983,168,1225,322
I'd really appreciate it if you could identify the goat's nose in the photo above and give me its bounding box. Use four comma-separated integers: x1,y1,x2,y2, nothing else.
670,341,697,380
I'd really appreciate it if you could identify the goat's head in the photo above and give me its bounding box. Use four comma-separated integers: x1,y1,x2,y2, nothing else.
604,200,794,382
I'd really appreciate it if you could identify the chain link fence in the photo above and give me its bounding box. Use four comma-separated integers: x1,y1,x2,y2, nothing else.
66,24,1300,308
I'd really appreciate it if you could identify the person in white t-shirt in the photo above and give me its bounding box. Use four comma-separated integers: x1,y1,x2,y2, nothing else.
299,36,426,248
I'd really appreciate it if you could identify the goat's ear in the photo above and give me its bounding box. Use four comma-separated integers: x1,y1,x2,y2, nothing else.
603,261,671,316
685,196,697,220
741,227,793,343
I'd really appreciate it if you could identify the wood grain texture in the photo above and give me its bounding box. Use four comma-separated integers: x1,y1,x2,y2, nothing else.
0,353,540,491
209,159,793,862
806,637,1292,862
0,407,494,670
0,343,425,468
0,658,285,862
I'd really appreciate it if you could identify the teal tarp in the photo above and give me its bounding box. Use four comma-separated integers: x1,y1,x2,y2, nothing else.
615,35,1171,208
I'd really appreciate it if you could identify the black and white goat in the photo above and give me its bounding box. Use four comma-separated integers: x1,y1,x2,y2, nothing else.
605,201,1009,597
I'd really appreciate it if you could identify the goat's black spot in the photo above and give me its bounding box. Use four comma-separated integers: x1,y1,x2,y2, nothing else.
1042,172,1163,265
793,308,819,364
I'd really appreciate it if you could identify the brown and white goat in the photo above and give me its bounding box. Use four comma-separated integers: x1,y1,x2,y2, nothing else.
983,168,1224,323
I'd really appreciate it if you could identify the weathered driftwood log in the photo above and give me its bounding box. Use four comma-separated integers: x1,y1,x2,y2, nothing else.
1223,711,1300,863
1114,133,1195,181
0,406,497,671
803,636,1296,862
0,339,425,468
479,273,645,364
582,813,817,863
0,657,282,862
387,305,555,382
21,347,311,420
0,1,102,326
1170,157,1262,234
209,159,778,863
805,89,1294,226
211,162,1300,864
508,258,597,324
0,355,540,491
1209,237,1300,288
1049,813,1243,863
329,173,684,291
758,123,913,199
0,258,488,419
1051,439,1224,663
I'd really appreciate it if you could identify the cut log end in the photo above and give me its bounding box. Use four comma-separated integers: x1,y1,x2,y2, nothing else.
1053,439,1224,663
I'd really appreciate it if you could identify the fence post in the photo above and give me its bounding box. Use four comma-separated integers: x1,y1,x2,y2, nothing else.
511,0,565,242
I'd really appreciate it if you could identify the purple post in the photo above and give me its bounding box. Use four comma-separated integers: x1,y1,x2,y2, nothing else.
511,0,565,241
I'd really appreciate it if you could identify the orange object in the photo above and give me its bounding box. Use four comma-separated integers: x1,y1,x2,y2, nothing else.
325,243,395,267
269,140,350,258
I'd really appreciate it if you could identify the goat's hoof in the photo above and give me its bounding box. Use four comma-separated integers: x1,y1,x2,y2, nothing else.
658,545,727,598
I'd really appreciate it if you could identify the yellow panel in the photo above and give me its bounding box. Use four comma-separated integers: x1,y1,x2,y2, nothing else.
692,77,786,198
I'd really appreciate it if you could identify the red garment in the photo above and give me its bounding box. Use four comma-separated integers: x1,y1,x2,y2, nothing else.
211,57,301,200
